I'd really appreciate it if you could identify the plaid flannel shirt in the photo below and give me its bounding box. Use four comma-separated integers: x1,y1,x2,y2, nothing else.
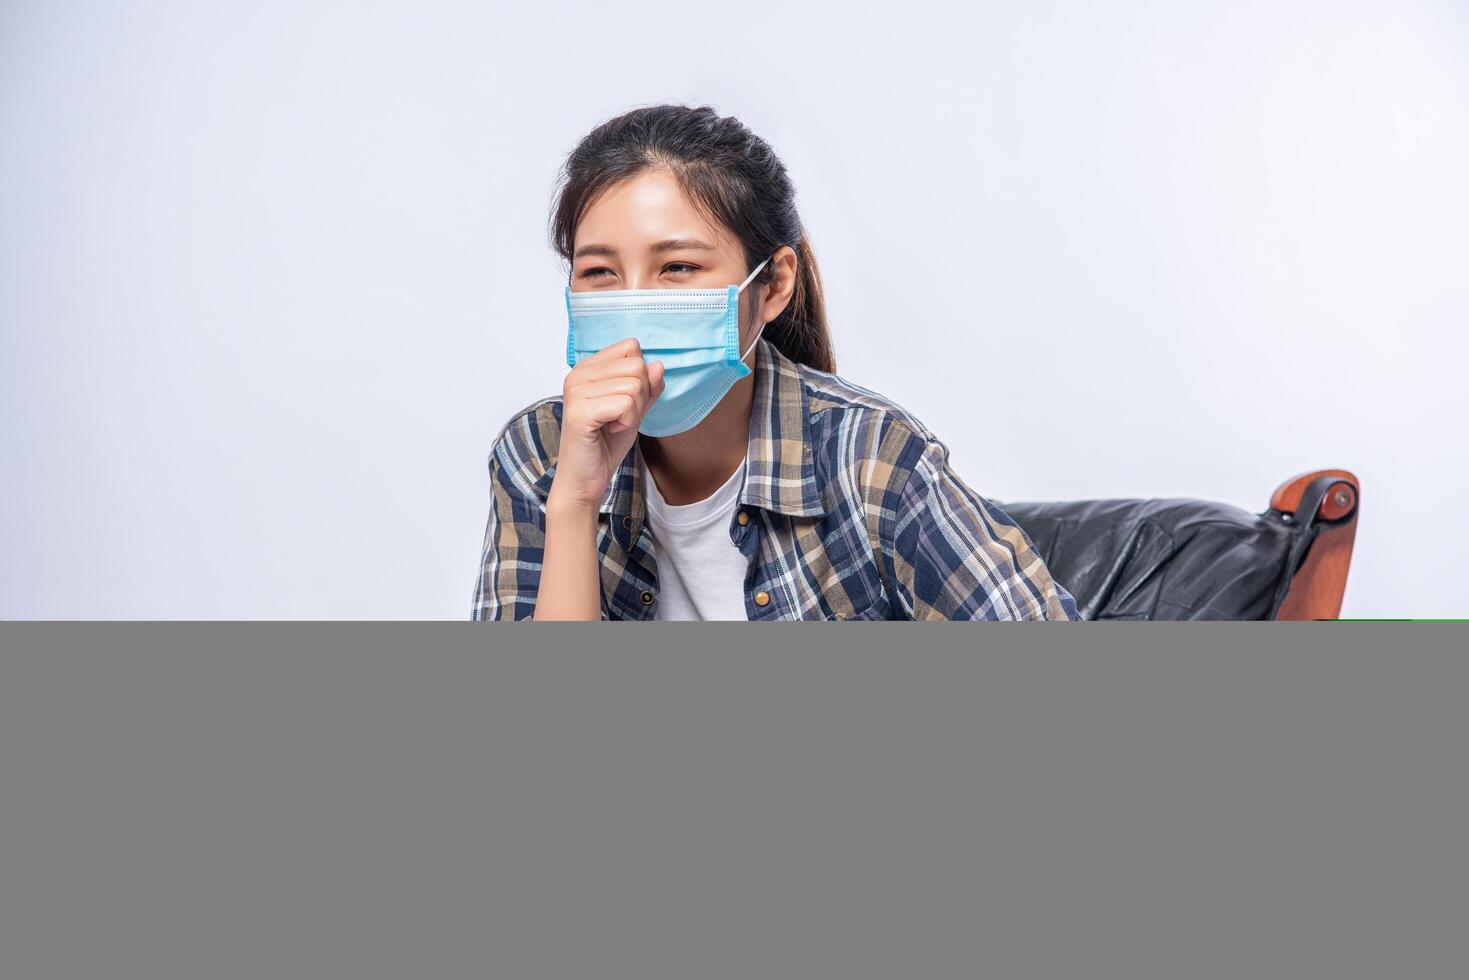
472,338,1080,621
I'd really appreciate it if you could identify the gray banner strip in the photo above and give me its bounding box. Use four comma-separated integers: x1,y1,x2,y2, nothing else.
1,623,1465,980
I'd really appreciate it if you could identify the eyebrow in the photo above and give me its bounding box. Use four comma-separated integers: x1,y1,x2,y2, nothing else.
572,238,718,260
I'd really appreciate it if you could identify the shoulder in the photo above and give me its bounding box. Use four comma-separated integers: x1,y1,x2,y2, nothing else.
793,361,948,487
487,395,564,490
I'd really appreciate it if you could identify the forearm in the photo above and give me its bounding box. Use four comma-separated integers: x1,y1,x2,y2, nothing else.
532,495,604,620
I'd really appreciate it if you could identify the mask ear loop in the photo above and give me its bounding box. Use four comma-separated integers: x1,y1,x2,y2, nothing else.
737,256,770,292
736,255,773,363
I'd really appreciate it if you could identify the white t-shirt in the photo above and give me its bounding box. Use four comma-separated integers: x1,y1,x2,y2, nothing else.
637,444,751,621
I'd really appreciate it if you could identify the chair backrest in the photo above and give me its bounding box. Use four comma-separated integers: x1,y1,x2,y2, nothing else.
992,470,1360,620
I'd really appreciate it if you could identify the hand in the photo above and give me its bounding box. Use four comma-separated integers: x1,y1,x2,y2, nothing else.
548,337,666,513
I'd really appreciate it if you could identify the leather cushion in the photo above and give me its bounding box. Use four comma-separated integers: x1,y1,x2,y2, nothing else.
990,497,1300,621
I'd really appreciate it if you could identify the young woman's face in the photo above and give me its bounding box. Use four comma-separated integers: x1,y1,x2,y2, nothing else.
569,169,753,294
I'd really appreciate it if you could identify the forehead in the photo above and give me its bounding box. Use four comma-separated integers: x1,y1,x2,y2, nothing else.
574,169,736,253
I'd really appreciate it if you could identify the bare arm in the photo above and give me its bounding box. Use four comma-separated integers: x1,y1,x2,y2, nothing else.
530,338,665,621
531,497,604,619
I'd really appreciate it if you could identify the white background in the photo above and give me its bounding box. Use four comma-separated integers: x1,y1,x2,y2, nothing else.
2,0,1465,618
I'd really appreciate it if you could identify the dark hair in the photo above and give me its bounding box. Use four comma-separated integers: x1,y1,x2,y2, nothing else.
550,104,835,374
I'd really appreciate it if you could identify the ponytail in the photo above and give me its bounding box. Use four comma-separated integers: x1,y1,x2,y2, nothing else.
760,231,834,374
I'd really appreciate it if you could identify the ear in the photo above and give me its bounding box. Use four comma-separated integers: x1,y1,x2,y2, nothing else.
755,244,799,325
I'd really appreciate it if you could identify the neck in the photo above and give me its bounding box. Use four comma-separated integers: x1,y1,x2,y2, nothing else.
639,371,755,507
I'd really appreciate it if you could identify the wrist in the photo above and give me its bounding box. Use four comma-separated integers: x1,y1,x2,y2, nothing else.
546,492,601,527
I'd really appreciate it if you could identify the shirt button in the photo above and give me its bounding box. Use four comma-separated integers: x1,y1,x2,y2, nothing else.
640,590,654,604
753,591,770,607
622,516,635,530
737,510,749,526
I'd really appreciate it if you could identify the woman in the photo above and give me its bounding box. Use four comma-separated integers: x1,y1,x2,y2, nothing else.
473,104,1079,621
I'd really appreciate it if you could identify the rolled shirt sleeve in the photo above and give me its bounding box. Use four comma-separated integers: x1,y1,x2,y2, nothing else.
471,444,547,622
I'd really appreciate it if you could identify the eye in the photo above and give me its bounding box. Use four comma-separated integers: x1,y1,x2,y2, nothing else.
580,267,615,280
663,263,699,276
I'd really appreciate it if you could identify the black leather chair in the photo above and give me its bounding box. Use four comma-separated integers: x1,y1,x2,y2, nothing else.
994,470,1360,620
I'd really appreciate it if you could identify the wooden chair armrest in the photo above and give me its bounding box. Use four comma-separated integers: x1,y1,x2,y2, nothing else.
1270,468,1359,522
1270,469,1361,620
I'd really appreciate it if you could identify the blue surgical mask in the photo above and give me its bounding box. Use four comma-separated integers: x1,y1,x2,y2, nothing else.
565,256,772,437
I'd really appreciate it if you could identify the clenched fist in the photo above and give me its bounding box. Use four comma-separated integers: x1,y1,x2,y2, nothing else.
547,337,666,513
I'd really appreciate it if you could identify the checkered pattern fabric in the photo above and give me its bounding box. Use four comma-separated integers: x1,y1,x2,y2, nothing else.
473,338,1080,621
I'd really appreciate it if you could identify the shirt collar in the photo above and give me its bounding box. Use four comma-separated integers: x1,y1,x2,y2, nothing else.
530,338,828,544
737,335,827,518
